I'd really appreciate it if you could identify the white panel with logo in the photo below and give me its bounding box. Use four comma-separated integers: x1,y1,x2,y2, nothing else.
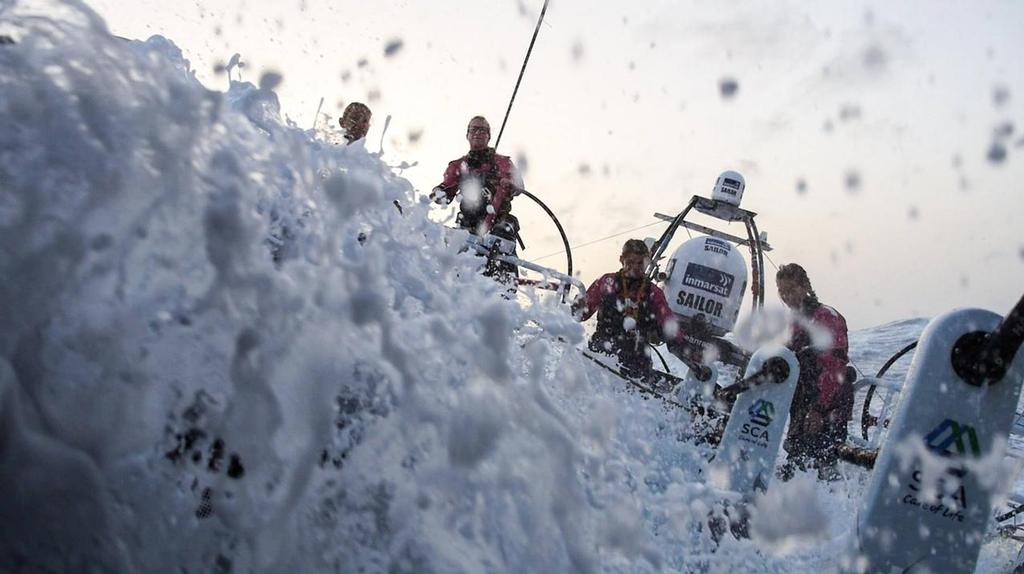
663,236,748,335
853,308,1024,573
710,345,799,498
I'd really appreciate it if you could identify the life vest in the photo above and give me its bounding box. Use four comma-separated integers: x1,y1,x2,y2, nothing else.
454,149,515,234
591,273,659,368
788,298,851,415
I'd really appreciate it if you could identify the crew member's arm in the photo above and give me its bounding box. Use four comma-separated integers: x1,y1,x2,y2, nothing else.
650,284,708,369
483,156,524,229
811,307,849,412
506,159,525,195
432,160,463,203
778,322,820,430
572,274,616,321
649,285,684,343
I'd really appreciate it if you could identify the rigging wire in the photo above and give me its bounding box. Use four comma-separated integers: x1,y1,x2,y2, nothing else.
530,219,666,262
494,0,550,149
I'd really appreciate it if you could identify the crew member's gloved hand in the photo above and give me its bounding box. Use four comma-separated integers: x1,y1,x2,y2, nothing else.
502,179,524,197
570,294,586,320
431,186,450,205
795,346,820,380
717,384,740,403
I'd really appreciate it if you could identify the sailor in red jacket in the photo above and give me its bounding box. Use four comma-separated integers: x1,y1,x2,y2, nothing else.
776,263,852,479
574,239,685,382
432,116,524,239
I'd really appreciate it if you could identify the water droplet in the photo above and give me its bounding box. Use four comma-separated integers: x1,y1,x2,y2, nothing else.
383,39,404,57
993,85,1010,108
259,71,283,91
719,77,739,99
838,104,862,121
844,170,862,193
862,44,887,70
515,152,529,175
993,122,1015,139
987,142,1007,164
570,40,584,63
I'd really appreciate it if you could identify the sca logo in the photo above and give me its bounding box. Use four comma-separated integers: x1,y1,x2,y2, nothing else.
924,419,981,458
898,418,981,522
748,399,775,427
739,399,775,447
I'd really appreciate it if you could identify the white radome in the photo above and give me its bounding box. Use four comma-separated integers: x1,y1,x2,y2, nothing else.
663,236,749,334
711,170,746,206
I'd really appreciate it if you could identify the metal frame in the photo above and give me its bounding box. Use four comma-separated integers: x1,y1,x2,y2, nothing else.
464,234,587,301
647,195,770,311
452,188,578,303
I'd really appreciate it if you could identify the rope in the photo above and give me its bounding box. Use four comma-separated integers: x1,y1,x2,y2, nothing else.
494,0,550,149
651,344,671,373
580,351,691,410
848,357,867,378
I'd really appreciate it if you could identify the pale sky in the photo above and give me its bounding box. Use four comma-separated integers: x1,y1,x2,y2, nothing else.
87,0,1024,329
